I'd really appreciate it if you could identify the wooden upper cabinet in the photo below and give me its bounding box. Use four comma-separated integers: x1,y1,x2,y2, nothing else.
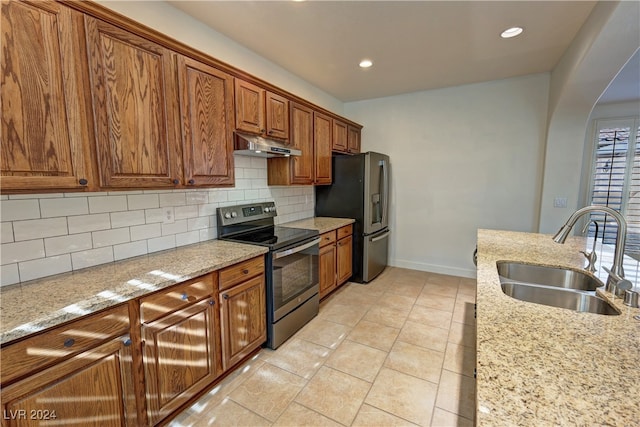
235,78,289,140
332,120,348,152
178,56,235,187
265,91,289,139
348,125,361,154
85,16,182,189
1,0,94,192
314,112,333,185
234,79,264,135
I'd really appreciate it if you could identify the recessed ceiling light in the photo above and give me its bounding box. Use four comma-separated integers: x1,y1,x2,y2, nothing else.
501,27,523,39
359,59,373,68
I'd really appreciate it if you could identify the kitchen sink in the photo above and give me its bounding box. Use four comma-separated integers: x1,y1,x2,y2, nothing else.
497,261,603,291
500,282,620,315
497,261,619,315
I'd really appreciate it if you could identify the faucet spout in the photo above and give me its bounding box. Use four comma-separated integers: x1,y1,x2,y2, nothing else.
553,205,627,287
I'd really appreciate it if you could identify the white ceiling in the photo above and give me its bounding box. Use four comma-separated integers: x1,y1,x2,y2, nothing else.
168,0,599,102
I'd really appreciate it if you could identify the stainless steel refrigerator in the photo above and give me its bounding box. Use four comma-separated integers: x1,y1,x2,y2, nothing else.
315,152,390,283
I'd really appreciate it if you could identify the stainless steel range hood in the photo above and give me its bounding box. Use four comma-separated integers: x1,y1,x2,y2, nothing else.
234,132,301,158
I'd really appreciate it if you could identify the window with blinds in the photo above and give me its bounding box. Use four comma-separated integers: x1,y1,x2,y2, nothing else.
588,117,640,256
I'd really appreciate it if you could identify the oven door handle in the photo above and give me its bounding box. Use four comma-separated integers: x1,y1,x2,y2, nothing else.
274,238,321,259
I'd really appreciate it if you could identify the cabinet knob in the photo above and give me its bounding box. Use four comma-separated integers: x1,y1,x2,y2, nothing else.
63,338,75,348
209,299,215,306
122,336,132,347
79,178,88,186
181,292,188,300
188,179,195,185
223,294,229,300
260,129,265,133
173,178,180,185
267,130,273,135
242,269,249,275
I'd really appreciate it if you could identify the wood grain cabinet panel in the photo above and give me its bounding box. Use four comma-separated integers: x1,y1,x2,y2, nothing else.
265,91,289,140
1,0,94,192
85,16,182,189
141,296,221,425
337,234,353,285
332,120,348,152
219,274,266,370
314,112,333,185
234,79,265,136
347,125,361,154
319,243,337,299
178,56,235,187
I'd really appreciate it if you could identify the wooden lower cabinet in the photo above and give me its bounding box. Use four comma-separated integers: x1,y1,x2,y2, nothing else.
319,242,337,299
337,235,353,284
219,274,266,370
318,225,353,300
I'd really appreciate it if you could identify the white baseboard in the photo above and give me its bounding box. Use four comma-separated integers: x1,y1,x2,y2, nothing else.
390,258,476,279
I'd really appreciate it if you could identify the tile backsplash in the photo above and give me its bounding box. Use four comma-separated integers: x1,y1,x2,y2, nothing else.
0,156,314,286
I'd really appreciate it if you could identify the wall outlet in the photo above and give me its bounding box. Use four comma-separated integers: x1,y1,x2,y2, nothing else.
553,197,568,208
163,207,175,224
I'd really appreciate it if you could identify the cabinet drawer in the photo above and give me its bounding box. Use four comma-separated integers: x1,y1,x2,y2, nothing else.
140,273,216,323
337,224,353,240
219,256,265,291
1,304,130,385
319,231,337,247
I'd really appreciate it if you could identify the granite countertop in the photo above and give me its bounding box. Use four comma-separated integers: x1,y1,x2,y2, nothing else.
476,229,640,426
0,240,268,345
283,217,355,234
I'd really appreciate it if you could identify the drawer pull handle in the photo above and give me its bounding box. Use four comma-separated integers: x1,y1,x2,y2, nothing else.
242,269,249,274
122,337,132,347
63,338,75,348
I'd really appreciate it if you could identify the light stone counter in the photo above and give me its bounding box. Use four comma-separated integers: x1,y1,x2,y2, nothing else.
0,240,268,345
283,217,355,234
476,229,640,426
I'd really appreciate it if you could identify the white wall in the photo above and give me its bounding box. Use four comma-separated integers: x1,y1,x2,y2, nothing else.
345,74,550,278
0,158,314,286
96,1,344,115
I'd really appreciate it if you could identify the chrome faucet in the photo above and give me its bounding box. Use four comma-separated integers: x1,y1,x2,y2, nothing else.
553,205,632,294
579,220,598,273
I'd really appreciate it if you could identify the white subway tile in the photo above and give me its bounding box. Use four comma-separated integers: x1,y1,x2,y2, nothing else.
235,179,251,189
0,196,8,200
68,213,111,234
257,169,268,179
161,220,187,236
89,195,127,213
198,203,217,217
259,189,273,199
175,205,198,220
159,192,186,207
251,179,266,189
186,191,208,205
209,190,228,203
92,227,130,248
19,254,72,282
1,199,40,221
244,190,260,200
199,228,217,242
40,197,88,218
1,263,20,286
113,240,148,261
234,155,252,168
250,157,267,169
148,235,176,253
64,191,103,197
1,240,45,264
1,223,14,243
176,231,200,247
110,210,145,228
244,168,260,179
234,168,245,179
145,208,165,224
9,193,62,199
208,216,217,228
127,194,159,210
71,247,114,270
188,217,209,231
108,190,143,196
45,233,92,256
228,190,245,201
13,218,67,241
130,223,162,241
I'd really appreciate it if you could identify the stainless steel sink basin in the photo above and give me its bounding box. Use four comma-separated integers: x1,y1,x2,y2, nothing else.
497,261,603,291
500,282,620,315
496,261,619,315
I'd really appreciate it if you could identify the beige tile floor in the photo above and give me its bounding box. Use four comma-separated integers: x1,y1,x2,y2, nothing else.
170,267,476,427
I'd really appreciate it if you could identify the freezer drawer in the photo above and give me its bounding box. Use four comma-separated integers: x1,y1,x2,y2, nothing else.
362,228,390,282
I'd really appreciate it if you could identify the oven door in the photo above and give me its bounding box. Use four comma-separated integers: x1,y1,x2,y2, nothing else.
271,237,320,322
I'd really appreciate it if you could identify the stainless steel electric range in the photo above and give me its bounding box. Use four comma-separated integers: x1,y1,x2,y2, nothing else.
217,202,320,349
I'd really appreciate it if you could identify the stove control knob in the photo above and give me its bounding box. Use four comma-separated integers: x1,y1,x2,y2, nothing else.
231,211,238,218
224,212,232,219
264,207,271,213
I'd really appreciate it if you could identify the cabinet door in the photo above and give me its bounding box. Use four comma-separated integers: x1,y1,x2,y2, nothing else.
314,112,333,185
85,16,182,188
319,243,337,299
265,92,289,140
332,120,348,152
290,102,314,184
234,79,264,135
348,125,361,154
219,275,266,370
142,297,221,425
1,336,137,427
337,235,353,285
1,0,93,192
178,56,235,187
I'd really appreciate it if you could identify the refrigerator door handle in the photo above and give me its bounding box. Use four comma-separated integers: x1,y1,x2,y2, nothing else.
380,159,389,226
371,230,390,242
